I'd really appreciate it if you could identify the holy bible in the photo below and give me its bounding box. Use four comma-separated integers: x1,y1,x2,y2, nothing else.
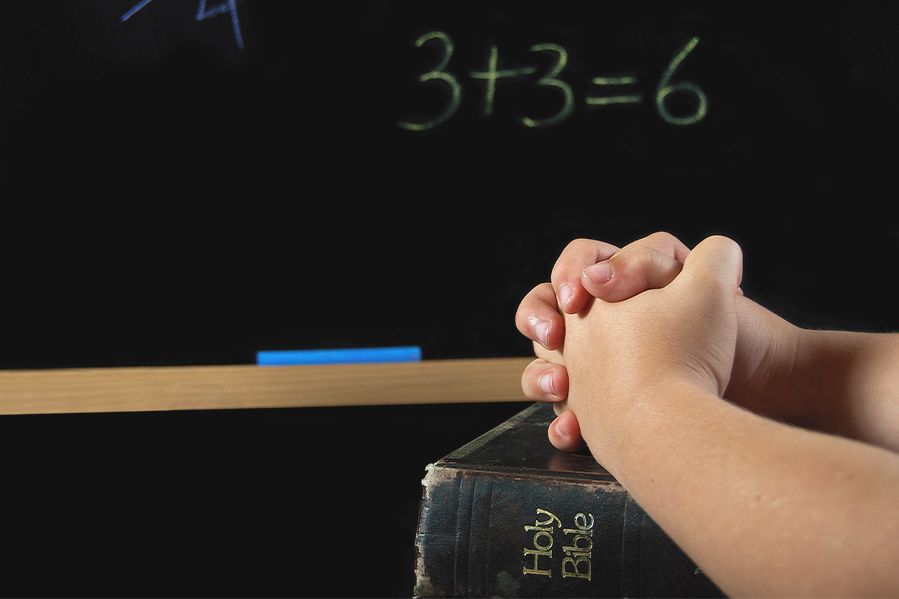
413,403,724,597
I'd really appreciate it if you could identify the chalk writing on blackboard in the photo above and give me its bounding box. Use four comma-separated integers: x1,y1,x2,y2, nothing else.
521,44,572,128
655,36,706,125
399,33,705,131
120,0,245,50
469,45,536,118
396,31,462,132
585,76,641,106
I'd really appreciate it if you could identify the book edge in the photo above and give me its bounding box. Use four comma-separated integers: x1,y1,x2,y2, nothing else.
444,403,544,461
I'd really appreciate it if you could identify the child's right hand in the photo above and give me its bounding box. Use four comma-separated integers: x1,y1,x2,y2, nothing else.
515,232,802,451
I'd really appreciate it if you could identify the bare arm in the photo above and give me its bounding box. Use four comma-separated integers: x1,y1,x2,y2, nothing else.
546,236,899,596
790,330,899,453
586,379,899,597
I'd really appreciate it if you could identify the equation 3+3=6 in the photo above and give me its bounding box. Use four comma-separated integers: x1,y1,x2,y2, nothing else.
398,32,708,132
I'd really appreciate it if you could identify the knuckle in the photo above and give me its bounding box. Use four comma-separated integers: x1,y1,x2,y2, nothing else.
554,239,593,280
518,284,542,309
644,231,689,261
564,237,593,252
521,360,542,395
514,302,530,333
550,262,564,284
613,245,652,276
706,234,741,254
647,230,678,245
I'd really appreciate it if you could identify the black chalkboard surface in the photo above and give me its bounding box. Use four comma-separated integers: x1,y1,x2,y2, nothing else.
2,1,897,369
1,2,898,595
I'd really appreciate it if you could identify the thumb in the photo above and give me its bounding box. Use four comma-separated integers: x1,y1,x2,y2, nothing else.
581,231,690,302
677,235,743,293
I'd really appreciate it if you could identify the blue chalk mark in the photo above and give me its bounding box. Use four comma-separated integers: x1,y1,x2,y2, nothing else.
120,0,154,22
257,347,423,367
196,0,231,19
196,0,244,50
121,0,245,50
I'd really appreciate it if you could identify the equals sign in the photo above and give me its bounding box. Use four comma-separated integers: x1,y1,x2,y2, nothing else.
585,75,642,106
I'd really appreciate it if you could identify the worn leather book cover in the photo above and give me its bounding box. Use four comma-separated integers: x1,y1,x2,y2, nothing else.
414,403,724,597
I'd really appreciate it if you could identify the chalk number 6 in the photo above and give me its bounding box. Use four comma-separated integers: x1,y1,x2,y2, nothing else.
656,36,707,126
398,31,462,131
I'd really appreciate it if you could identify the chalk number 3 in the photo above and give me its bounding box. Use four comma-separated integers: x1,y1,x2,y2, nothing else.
398,31,462,132
522,43,573,128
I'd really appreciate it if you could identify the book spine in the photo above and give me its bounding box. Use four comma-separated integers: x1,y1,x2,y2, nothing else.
414,464,722,598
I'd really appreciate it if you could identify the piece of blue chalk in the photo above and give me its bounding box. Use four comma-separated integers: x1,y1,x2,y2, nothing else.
256,346,422,366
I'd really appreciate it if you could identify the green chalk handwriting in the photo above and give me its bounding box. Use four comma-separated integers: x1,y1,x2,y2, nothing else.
585,74,643,106
521,44,574,128
399,33,707,131
469,45,535,117
398,31,462,132
655,36,707,126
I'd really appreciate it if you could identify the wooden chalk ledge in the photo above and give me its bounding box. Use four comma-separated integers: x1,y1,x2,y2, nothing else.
0,358,531,416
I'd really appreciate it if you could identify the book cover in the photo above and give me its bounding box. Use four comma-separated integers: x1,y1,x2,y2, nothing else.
414,403,724,597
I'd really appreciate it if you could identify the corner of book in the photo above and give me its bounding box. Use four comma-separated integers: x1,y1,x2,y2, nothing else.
412,404,723,597
414,461,461,598
419,461,456,498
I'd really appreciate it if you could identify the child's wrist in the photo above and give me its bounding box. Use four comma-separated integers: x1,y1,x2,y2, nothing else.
583,376,722,478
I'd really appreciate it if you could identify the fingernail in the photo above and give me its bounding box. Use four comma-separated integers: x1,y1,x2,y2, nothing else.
538,373,555,396
584,261,612,285
559,284,573,309
555,417,569,437
533,320,551,347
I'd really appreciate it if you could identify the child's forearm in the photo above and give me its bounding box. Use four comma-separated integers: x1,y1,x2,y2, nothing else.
581,381,899,597
792,329,899,452
731,301,899,450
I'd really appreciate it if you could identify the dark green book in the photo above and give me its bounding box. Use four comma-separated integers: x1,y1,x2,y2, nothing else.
414,403,723,597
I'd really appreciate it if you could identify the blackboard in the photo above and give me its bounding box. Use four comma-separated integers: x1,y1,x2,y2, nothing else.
1,2,898,595
2,1,898,369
